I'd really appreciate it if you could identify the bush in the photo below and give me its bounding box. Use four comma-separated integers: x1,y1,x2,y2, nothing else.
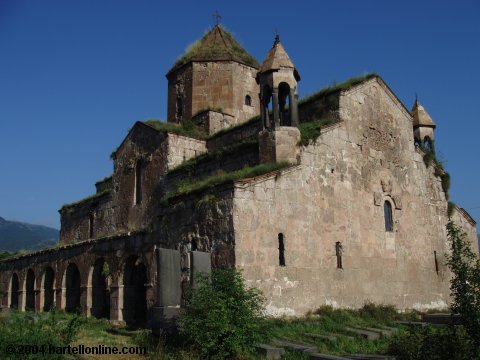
388,325,475,360
178,269,267,359
446,220,480,352
0,311,83,360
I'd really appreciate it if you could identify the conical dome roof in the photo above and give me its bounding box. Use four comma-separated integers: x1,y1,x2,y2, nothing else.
259,36,300,80
168,25,259,74
411,100,436,128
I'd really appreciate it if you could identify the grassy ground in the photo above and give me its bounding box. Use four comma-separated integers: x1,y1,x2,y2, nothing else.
0,306,428,360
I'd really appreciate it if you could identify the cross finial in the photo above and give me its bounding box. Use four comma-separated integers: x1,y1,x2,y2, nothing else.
273,28,280,46
213,11,222,26
415,92,418,105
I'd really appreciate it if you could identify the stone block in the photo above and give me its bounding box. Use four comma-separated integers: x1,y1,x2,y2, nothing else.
255,343,285,359
191,251,211,287
344,327,380,340
304,333,337,342
157,248,181,307
273,339,317,352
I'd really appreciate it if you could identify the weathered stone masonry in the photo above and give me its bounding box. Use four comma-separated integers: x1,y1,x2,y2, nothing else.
0,25,477,324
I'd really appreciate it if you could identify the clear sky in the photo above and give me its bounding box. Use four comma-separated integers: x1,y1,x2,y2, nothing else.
0,0,479,229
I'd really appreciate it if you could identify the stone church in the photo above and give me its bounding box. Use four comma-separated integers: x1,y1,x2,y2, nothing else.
0,25,477,325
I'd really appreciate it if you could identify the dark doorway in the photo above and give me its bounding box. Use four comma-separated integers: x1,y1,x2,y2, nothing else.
10,273,19,309
91,258,110,319
65,263,81,313
25,269,35,311
43,267,55,311
123,256,148,326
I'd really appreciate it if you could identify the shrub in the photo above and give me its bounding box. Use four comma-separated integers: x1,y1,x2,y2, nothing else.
358,302,398,322
178,269,267,359
388,325,475,360
0,311,83,360
446,220,480,352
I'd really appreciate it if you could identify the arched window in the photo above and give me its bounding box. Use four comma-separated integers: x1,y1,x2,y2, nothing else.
278,233,285,266
176,96,183,119
89,213,94,239
245,95,252,106
134,160,142,205
423,136,433,152
384,201,393,232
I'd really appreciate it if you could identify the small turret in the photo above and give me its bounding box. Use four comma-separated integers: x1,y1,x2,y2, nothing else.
411,99,436,151
257,36,300,129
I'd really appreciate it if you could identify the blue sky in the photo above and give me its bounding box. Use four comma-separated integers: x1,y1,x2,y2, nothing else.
0,0,479,229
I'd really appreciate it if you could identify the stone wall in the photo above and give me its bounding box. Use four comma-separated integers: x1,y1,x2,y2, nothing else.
451,206,478,255
207,118,262,151
0,233,157,323
59,125,207,244
167,61,259,126
233,78,458,316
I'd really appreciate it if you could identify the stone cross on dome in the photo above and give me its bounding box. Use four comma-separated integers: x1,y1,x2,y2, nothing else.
212,11,222,26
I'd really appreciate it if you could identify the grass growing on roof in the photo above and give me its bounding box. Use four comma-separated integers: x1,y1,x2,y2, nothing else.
298,118,338,146
299,73,379,106
168,138,259,175
162,162,290,203
60,189,112,214
143,119,207,140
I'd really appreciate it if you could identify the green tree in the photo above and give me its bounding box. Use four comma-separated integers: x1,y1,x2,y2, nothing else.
446,220,480,352
178,269,267,359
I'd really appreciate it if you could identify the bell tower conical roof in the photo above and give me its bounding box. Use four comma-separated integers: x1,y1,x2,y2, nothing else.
167,25,259,75
411,100,436,128
259,36,300,80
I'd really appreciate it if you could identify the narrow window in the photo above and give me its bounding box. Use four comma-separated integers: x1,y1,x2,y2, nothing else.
191,239,197,251
434,251,439,275
384,201,393,232
278,233,285,266
176,96,183,118
245,95,252,106
335,241,343,269
134,160,142,205
89,213,94,239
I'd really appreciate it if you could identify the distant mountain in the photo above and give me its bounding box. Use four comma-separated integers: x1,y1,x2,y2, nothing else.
0,216,59,252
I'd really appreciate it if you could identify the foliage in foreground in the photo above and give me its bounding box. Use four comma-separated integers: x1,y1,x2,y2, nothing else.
0,311,83,360
388,325,476,360
446,220,480,352
178,269,267,359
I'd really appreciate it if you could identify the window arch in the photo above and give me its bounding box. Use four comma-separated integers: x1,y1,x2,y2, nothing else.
176,96,183,119
245,95,252,106
134,160,142,205
278,233,285,266
384,200,393,232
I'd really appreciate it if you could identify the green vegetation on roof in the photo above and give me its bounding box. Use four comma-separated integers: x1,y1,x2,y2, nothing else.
298,118,338,146
422,140,451,201
168,138,258,175
299,73,379,106
207,115,261,140
60,189,112,214
144,119,208,140
170,25,259,73
162,162,290,204
95,175,112,184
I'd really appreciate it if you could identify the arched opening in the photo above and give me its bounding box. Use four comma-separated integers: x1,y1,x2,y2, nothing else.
191,238,197,251
245,94,252,106
43,267,55,311
278,233,286,267
262,85,272,128
384,201,394,232
25,269,35,311
10,273,19,309
91,258,110,319
278,82,291,126
89,213,94,239
123,256,148,327
176,95,183,119
134,160,143,205
65,263,81,313
423,136,433,152
414,137,421,149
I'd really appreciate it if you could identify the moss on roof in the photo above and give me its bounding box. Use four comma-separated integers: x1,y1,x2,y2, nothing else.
299,73,379,106
162,162,290,204
168,25,259,74
60,189,111,214
143,120,208,140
